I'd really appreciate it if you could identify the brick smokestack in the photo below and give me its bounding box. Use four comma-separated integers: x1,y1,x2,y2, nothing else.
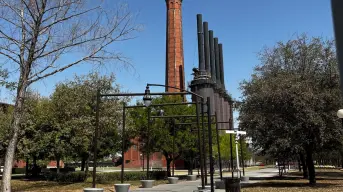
165,0,185,92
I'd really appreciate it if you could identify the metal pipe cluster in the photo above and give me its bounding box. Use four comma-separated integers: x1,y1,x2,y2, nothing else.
191,14,232,130
189,13,233,191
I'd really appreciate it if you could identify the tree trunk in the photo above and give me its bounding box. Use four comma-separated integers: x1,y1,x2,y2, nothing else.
1,75,28,192
188,157,193,175
25,158,29,178
85,156,90,176
81,157,86,172
300,153,308,179
32,156,38,177
56,156,60,174
166,158,172,177
306,149,316,185
298,157,302,172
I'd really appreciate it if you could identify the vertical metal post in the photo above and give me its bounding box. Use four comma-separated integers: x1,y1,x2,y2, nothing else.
121,103,126,183
239,130,245,176
196,97,205,188
146,107,151,179
201,98,208,185
215,112,223,180
92,89,100,188
207,97,214,192
172,121,175,177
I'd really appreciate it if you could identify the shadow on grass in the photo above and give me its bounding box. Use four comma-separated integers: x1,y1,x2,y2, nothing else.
288,171,343,178
11,180,85,192
249,176,302,181
243,181,338,189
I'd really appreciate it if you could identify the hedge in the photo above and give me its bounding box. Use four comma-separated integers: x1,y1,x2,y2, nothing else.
94,171,168,184
12,168,26,174
49,167,76,173
44,171,87,183
43,170,168,183
94,172,144,184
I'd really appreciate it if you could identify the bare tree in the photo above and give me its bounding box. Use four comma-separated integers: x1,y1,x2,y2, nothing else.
0,0,139,191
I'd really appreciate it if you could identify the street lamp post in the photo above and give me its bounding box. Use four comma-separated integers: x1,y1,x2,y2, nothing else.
92,89,101,188
143,86,152,179
121,102,126,183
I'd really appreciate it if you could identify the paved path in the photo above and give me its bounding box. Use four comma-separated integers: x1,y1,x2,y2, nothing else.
222,167,280,178
131,168,280,192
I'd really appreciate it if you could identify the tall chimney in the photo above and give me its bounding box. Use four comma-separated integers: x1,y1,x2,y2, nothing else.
197,14,205,71
209,30,216,82
219,44,225,89
214,38,221,87
165,0,185,92
203,22,210,73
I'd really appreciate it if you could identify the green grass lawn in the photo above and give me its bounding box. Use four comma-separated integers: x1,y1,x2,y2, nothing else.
10,179,168,192
7,168,343,191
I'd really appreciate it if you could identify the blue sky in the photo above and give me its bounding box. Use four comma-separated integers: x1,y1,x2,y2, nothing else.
2,0,334,124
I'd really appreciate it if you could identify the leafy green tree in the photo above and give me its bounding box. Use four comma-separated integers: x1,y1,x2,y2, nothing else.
49,73,130,172
17,93,57,175
17,73,130,174
0,104,13,167
239,35,343,184
129,96,198,176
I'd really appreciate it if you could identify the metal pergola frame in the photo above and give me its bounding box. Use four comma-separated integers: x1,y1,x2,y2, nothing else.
92,83,214,190
125,101,200,179
92,90,198,187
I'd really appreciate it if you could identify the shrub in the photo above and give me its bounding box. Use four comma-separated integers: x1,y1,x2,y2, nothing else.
12,168,26,174
93,171,168,184
49,167,76,173
43,171,86,183
95,171,145,184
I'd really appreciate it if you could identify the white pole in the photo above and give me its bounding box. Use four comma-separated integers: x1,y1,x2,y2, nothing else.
235,135,240,178
235,140,240,170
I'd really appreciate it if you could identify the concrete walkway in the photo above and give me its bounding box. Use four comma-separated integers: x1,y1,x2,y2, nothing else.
131,168,280,192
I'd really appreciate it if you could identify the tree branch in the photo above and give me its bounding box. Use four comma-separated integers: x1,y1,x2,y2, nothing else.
0,51,20,64
39,6,99,33
21,0,37,22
